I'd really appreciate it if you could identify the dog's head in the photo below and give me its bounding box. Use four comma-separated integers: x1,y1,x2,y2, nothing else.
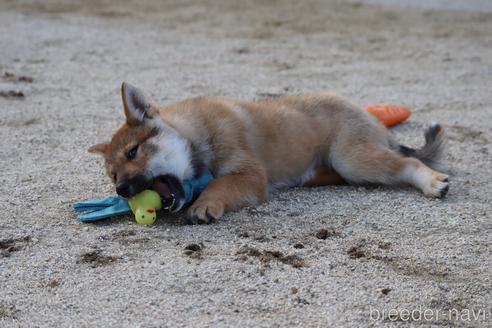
89,82,193,212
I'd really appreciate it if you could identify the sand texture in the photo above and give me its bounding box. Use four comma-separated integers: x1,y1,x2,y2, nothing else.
0,0,491,327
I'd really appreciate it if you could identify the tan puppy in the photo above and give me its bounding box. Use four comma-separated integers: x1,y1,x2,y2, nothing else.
89,83,449,224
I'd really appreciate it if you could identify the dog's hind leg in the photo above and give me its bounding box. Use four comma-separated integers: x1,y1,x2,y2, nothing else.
302,167,346,187
330,144,449,198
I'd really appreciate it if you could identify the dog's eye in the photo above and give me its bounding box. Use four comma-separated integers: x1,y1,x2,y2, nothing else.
127,145,139,160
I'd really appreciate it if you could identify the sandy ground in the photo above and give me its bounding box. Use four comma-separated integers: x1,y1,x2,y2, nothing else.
0,0,491,327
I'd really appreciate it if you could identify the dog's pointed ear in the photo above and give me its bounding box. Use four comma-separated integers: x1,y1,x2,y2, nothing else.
88,142,110,156
121,82,156,125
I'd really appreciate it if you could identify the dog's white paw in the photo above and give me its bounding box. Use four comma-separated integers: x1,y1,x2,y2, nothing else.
423,172,449,198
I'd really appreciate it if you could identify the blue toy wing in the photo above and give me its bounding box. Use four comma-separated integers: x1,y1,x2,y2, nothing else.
74,196,131,222
182,171,214,205
73,195,122,212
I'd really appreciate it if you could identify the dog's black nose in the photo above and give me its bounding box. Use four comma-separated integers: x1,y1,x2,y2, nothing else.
116,180,130,198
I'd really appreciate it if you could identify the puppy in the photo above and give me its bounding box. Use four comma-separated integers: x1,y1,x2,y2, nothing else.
89,83,449,224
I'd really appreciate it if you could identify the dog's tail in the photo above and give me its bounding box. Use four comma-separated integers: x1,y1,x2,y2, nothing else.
398,124,447,171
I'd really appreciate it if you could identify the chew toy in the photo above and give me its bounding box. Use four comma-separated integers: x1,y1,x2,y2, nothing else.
74,172,214,224
129,190,162,225
366,105,411,127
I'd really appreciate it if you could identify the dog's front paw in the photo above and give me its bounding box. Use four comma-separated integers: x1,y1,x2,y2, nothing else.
186,198,225,224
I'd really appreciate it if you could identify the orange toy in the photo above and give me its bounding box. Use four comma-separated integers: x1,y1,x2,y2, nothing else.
366,105,412,128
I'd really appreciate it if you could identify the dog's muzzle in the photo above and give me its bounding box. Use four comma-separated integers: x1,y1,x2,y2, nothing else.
116,174,150,199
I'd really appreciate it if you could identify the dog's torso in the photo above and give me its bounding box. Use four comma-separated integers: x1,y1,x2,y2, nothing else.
159,92,387,188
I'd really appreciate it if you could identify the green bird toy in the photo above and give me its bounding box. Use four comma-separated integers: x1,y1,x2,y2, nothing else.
128,190,162,225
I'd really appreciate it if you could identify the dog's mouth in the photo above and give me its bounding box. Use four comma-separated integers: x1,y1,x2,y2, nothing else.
152,175,184,212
